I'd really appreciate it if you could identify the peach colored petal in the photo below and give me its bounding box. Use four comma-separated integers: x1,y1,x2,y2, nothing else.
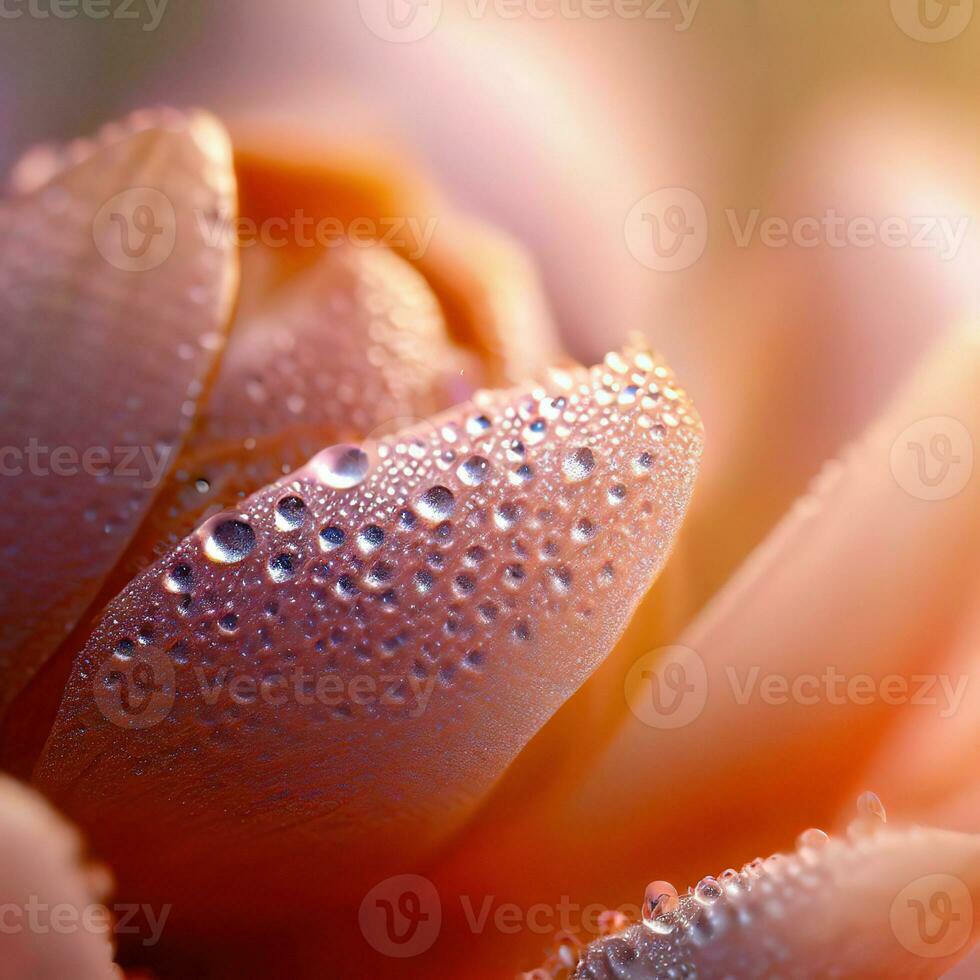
34,344,701,943
1,242,479,773
861,582,980,832
0,775,119,979
0,110,238,713
569,825,980,979
425,322,980,974
232,129,560,383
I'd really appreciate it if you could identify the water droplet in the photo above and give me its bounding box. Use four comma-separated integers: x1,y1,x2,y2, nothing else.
796,828,829,853
357,525,385,554
563,447,596,482
857,790,886,822
466,414,491,436
319,526,345,552
417,486,455,523
218,612,239,633
268,553,295,583
457,455,490,487
524,418,547,445
275,494,307,531
694,876,722,906
643,880,678,933
312,444,369,489
163,563,193,593
203,518,256,564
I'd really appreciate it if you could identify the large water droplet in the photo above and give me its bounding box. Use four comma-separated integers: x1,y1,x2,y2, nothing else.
163,563,193,593
417,486,455,523
312,444,370,489
203,518,256,564
457,455,490,487
275,494,307,531
694,876,722,906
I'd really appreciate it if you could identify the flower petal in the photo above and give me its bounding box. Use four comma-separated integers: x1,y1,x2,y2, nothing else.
571,825,980,978
0,775,119,979
0,109,238,712
35,344,702,936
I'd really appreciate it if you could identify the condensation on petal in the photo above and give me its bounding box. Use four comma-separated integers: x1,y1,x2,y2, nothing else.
571,825,980,979
35,342,702,935
0,109,239,713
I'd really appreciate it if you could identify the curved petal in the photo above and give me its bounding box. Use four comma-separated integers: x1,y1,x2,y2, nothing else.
0,109,238,712
570,825,980,979
35,344,701,941
0,775,119,980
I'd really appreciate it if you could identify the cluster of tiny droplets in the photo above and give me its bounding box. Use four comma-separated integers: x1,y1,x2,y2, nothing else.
67,345,700,780
565,795,889,980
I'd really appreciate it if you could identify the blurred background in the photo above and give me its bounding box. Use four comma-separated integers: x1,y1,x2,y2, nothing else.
2,1,977,594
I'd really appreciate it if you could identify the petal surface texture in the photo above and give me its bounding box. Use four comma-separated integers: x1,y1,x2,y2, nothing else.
0,775,118,980
35,345,702,933
572,826,980,979
0,110,238,710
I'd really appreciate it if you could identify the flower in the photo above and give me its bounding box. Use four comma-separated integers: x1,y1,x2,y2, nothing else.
0,109,977,979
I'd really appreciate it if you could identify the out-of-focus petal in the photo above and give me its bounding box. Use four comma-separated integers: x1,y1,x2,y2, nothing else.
232,128,561,383
0,109,239,712
862,586,980,832
426,321,980,974
571,825,980,979
35,345,701,943
0,775,119,980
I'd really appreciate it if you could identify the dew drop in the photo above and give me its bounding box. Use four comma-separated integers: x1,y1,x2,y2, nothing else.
563,447,596,482
275,494,307,531
857,791,887,824
417,486,455,523
694,876,722,906
163,563,193,593
357,525,385,554
319,525,346,552
268,553,296,583
312,444,370,489
203,518,256,564
642,880,678,933
796,828,829,853
457,455,490,487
